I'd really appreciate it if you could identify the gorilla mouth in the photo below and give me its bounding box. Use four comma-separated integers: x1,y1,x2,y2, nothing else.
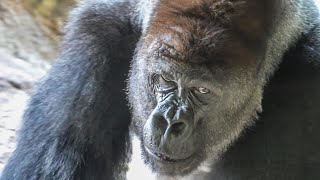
153,152,176,162
145,146,192,162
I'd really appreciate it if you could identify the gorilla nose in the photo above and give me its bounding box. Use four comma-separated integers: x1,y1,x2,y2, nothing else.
164,120,191,142
144,108,193,146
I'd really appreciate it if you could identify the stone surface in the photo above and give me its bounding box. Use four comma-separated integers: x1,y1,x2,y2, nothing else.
0,0,58,63
0,0,54,174
0,52,50,174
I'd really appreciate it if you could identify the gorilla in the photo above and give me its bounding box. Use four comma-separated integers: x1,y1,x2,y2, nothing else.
1,0,320,179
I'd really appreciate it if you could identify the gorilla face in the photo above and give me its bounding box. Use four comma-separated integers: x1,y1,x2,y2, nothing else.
128,1,267,176
129,32,264,176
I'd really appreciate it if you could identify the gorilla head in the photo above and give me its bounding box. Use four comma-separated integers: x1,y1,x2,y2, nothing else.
129,0,269,176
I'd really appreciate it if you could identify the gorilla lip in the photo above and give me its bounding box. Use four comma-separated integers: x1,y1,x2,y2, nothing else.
145,146,192,162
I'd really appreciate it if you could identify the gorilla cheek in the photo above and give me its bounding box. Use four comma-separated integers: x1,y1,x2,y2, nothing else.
143,109,166,149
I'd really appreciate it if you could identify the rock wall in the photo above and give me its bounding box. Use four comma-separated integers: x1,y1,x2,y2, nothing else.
0,0,75,174
0,53,48,173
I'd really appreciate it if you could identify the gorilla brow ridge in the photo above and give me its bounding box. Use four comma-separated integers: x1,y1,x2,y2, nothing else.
150,23,227,65
171,0,247,23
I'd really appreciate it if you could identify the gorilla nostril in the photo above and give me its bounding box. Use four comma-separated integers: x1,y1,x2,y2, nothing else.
154,116,168,134
171,122,186,136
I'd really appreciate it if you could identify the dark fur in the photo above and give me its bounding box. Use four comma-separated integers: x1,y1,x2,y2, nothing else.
203,22,320,180
1,0,320,180
1,1,140,179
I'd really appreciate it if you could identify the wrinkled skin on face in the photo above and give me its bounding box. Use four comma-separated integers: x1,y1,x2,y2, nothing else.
129,0,272,177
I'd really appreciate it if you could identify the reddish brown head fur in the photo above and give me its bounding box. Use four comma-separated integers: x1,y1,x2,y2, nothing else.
143,0,269,67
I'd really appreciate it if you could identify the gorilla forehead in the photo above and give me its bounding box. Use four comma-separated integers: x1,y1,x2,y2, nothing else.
151,0,247,21
141,1,267,68
142,29,261,74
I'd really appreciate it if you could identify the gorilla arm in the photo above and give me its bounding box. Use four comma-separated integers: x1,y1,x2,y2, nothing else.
1,1,139,180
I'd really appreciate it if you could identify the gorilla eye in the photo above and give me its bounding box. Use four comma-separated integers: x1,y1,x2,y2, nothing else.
197,87,210,94
157,75,177,92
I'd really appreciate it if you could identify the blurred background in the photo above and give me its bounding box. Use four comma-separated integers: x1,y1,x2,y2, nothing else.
0,0,77,173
